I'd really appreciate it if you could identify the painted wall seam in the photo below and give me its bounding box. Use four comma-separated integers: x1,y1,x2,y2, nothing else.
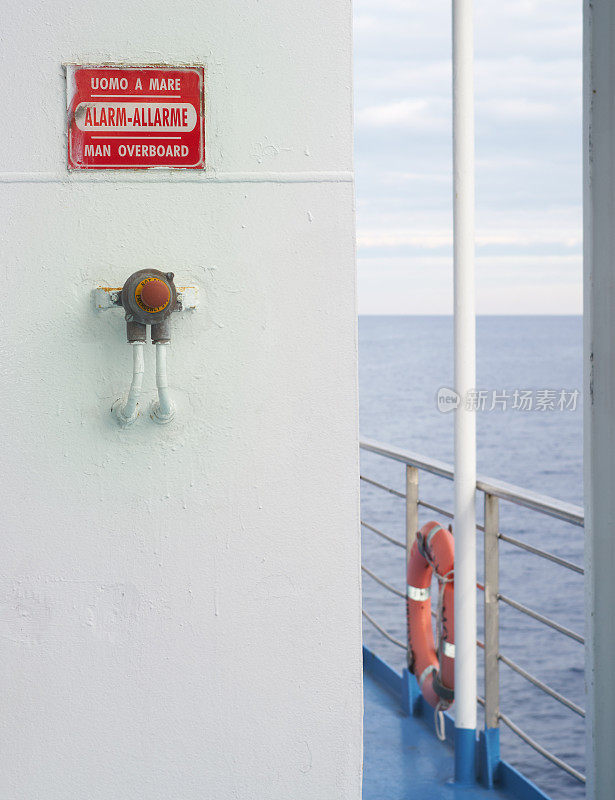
0,171,355,184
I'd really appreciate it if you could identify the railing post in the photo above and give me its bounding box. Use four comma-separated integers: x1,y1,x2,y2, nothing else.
402,464,422,717
405,466,419,559
484,492,499,727
480,491,500,787
405,465,419,665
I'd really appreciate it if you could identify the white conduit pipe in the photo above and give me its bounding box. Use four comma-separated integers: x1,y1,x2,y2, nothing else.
114,342,145,425
452,0,477,782
152,342,175,423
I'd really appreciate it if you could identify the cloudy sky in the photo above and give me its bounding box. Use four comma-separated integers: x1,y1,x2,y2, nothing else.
354,0,582,314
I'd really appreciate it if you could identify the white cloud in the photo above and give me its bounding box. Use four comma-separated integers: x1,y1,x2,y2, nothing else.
354,0,582,313
358,256,582,315
480,98,563,122
357,98,448,131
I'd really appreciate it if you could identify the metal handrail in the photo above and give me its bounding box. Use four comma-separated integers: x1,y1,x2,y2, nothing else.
362,609,405,649
361,437,584,527
361,565,405,599
361,520,405,549
360,475,406,499
498,711,586,784
498,532,584,575
498,652,585,718
498,593,584,645
361,438,455,480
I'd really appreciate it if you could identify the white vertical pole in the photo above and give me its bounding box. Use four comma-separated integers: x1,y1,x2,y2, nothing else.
583,2,615,797
452,0,477,783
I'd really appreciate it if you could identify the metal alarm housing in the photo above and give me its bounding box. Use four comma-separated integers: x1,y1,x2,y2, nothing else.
120,269,178,343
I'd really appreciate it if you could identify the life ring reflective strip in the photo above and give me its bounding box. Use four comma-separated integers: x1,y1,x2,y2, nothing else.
406,520,455,708
407,585,430,601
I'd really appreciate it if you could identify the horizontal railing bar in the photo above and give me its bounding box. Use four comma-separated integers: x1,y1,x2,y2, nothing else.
362,609,406,649
415,501,485,532
361,521,405,549
477,695,485,707
361,565,406,599
417,499,454,520
498,533,584,575
360,437,584,527
498,711,586,783
498,652,585,717
360,475,406,499
499,593,584,644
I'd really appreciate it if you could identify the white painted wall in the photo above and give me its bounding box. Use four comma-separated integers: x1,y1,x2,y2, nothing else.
0,2,360,798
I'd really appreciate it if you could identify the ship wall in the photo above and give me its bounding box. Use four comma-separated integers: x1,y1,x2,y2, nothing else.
0,2,360,798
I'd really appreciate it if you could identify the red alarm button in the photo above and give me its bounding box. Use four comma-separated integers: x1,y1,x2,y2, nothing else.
139,279,170,311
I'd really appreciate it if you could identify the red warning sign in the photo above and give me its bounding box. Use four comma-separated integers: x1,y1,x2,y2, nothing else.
67,65,205,170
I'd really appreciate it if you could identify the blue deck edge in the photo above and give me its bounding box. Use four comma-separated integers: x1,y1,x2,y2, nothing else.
363,646,551,800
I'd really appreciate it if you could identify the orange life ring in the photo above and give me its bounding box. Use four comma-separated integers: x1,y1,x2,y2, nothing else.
406,520,455,708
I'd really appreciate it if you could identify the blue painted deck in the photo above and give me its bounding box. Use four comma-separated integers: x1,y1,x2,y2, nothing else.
363,648,550,800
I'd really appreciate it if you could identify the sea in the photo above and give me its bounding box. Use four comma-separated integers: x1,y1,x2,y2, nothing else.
359,315,584,799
